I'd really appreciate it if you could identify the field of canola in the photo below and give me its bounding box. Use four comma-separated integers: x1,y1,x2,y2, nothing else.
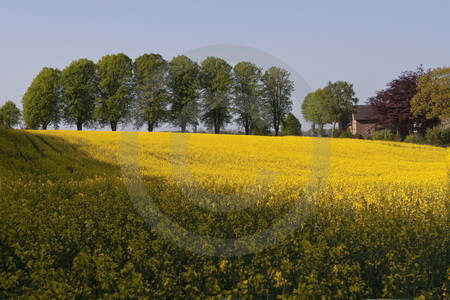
0,129,448,298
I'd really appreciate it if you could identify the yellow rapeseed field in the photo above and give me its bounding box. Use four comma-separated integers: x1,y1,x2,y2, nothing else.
1,129,449,298
32,130,449,218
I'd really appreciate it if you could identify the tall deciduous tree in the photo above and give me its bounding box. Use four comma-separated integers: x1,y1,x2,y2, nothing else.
61,58,98,130
96,53,134,131
134,54,168,132
369,68,433,136
302,89,327,137
261,66,294,136
168,55,199,132
0,101,21,129
321,81,358,136
22,67,61,130
199,57,233,134
232,62,262,135
411,67,450,122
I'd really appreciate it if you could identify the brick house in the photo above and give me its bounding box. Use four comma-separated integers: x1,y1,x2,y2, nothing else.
349,105,376,137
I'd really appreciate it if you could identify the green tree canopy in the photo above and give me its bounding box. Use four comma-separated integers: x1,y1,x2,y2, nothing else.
61,58,98,130
0,100,21,129
22,67,61,130
281,113,302,136
96,53,134,131
134,53,168,132
199,57,233,134
301,89,327,136
321,81,358,136
261,66,294,136
168,55,200,132
411,67,450,122
233,61,262,135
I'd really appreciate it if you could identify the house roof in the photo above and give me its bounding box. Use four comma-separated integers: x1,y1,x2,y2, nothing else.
353,105,373,121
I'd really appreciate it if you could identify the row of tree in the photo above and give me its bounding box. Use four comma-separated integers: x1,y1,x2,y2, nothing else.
20,53,296,135
301,66,450,137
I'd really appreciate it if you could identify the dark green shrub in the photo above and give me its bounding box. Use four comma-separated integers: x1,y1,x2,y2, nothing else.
403,134,425,144
371,129,394,141
426,126,450,145
339,129,354,138
251,121,271,136
281,113,302,136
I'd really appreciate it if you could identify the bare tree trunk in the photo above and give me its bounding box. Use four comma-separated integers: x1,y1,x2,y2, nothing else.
147,121,155,132
244,118,250,135
180,115,188,133
76,118,83,131
110,121,117,131
318,124,324,137
331,122,336,137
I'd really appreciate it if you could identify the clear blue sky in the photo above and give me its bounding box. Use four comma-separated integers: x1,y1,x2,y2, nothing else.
1,0,449,130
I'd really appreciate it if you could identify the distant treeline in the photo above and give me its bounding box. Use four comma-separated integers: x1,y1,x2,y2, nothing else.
18,53,301,135
2,56,448,141
301,66,450,141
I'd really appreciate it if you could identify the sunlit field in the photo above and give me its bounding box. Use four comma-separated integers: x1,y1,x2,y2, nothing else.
0,129,448,298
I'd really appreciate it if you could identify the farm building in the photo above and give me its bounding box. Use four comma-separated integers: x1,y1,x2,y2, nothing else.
349,105,376,137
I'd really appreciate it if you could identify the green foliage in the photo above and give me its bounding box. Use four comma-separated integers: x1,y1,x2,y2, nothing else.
425,125,450,146
168,55,200,133
411,67,450,121
233,62,262,135
96,53,134,131
0,100,21,129
0,130,448,298
22,67,62,130
301,90,327,135
134,53,168,132
302,82,357,137
199,57,233,134
251,117,271,136
261,66,294,136
371,129,394,141
338,129,354,139
320,81,358,135
403,134,425,144
281,113,302,136
60,58,98,130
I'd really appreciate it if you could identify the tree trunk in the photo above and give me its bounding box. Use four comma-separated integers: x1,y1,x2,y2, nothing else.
318,124,324,137
148,121,155,132
338,120,347,131
214,110,220,134
311,123,315,137
274,126,279,136
244,119,250,135
76,118,83,131
42,123,48,130
193,122,198,133
110,121,117,131
181,122,187,133
331,122,336,137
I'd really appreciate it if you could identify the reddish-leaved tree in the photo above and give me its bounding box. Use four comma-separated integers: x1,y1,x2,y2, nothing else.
368,67,437,136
